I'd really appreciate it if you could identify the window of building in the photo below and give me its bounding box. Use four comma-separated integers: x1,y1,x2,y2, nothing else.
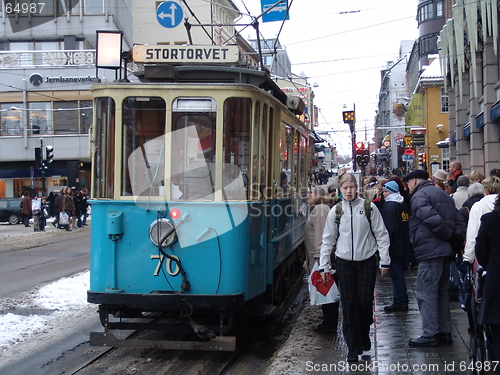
417,0,444,24
57,0,80,15
80,101,92,133
84,0,104,14
53,101,79,134
29,102,52,134
418,33,440,57
1,103,22,135
442,147,450,170
440,88,448,113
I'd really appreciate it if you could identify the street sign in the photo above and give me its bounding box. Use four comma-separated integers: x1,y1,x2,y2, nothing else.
261,0,289,23
133,45,239,63
402,155,413,161
156,1,183,29
412,134,425,146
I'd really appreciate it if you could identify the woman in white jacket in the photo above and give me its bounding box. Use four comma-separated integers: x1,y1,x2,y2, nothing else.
319,173,390,363
463,176,500,264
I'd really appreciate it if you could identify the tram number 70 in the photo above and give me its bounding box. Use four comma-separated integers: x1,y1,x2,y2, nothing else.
150,254,180,276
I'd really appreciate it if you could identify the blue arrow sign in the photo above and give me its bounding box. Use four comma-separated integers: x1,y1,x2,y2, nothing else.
157,1,183,29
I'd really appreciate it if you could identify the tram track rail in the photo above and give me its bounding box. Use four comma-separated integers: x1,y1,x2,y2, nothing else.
65,283,307,375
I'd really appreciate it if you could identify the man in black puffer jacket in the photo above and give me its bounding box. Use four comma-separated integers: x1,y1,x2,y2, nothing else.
403,169,457,347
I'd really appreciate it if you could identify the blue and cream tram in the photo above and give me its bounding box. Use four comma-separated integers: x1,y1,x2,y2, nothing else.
87,45,311,350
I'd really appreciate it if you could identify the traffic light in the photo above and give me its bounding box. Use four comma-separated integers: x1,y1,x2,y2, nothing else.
343,111,355,124
45,145,54,165
355,141,364,165
421,153,426,165
362,149,370,165
34,147,42,169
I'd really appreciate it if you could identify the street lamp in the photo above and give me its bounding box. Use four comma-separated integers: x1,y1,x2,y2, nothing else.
96,30,124,81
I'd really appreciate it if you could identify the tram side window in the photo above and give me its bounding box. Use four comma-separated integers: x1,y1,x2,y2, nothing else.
92,97,115,199
223,97,251,200
300,135,308,188
279,125,293,195
122,97,166,197
251,101,261,200
171,110,216,200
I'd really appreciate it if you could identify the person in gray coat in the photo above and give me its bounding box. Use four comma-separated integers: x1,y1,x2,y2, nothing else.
403,169,457,347
452,175,470,209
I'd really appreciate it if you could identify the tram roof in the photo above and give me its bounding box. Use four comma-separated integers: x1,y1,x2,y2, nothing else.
135,64,289,108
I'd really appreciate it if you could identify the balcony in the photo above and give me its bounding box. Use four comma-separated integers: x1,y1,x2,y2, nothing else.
0,49,95,69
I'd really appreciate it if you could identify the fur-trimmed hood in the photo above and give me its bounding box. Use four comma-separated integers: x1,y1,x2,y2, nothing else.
308,195,337,210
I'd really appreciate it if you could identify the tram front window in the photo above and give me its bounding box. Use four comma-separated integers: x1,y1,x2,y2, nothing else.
171,113,216,200
122,97,166,197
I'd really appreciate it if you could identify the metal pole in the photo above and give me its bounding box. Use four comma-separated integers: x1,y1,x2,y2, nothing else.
40,138,46,196
351,123,356,172
352,103,356,172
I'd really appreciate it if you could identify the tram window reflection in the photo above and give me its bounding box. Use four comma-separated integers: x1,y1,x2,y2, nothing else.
171,113,216,200
122,97,166,197
92,97,115,199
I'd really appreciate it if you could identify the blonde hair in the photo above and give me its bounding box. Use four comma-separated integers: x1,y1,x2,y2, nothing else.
482,176,500,194
468,170,485,182
338,173,358,188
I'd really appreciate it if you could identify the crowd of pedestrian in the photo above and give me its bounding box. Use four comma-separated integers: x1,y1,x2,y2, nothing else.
304,162,500,368
19,187,89,232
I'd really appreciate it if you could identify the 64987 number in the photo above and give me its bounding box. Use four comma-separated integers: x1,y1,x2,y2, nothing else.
459,361,499,372
5,2,45,14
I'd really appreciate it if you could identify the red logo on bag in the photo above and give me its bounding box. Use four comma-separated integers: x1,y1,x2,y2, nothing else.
311,271,334,296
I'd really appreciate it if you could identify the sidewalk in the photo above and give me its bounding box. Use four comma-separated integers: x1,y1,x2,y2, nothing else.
0,217,90,252
267,267,473,375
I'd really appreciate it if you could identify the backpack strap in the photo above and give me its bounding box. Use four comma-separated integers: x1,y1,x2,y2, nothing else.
364,199,376,239
334,202,343,245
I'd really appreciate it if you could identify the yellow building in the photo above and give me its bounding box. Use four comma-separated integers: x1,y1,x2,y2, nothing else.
408,57,450,174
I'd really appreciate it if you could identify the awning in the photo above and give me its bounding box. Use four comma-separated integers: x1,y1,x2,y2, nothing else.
309,131,325,142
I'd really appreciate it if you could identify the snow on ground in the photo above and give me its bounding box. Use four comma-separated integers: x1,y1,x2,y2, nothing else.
0,270,92,357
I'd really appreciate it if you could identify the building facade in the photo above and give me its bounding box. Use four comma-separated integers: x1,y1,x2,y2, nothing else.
375,41,413,171
438,0,500,175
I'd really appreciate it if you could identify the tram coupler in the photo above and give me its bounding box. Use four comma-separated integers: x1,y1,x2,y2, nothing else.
187,320,216,341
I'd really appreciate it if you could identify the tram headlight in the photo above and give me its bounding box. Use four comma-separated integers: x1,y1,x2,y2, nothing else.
149,218,177,247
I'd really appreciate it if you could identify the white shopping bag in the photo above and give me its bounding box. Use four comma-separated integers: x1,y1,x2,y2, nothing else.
308,262,340,306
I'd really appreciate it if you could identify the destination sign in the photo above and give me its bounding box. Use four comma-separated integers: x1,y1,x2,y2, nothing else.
133,45,240,63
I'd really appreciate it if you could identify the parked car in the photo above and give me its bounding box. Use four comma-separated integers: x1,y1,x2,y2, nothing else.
0,197,23,225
